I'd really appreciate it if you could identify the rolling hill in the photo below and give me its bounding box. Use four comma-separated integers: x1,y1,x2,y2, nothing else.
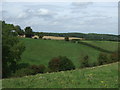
82,40,118,52
19,38,118,68
20,38,102,68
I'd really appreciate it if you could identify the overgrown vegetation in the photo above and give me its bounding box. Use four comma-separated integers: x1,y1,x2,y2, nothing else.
12,64,46,77
48,56,75,72
64,36,69,41
2,21,25,78
80,55,90,68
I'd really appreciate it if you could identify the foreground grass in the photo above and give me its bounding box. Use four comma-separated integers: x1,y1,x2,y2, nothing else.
2,62,118,88
20,38,102,67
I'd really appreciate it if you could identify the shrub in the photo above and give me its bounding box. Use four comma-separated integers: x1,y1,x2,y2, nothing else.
12,64,46,77
48,56,75,72
80,55,90,68
64,36,69,41
98,53,109,65
109,52,118,63
89,62,98,67
38,65,46,73
48,57,60,72
39,35,43,39
12,68,34,77
29,64,46,75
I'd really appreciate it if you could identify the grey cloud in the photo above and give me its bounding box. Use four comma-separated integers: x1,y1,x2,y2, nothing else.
71,2,93,8
25,8,57,20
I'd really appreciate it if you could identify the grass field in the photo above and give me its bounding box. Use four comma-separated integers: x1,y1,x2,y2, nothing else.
82,40,118,52
19,38,118,68
2,62,118,88
20,38,103,68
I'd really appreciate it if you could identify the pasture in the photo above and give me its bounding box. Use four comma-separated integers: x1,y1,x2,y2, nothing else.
20,38,103,68
82,40,118,52
19,38,118,68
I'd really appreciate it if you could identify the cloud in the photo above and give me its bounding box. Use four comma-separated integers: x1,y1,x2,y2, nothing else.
72,2,93,8
37,9,50,15
17,12,28,18
2,2,118,35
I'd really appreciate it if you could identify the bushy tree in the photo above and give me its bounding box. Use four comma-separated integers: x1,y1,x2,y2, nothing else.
64,36,69,41
80,55,89,68
48,56,75,72
14,25,24,35
29,65,46,75
38,32,44,39
12,68,34,77
98,53,109,65
24,26,33,38
2,21,25,78
109,51,119,63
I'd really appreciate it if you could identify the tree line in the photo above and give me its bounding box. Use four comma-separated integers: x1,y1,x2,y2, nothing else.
1,21,119,41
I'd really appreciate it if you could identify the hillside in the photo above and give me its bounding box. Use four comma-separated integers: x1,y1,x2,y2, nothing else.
82,40,118,52
20,38,118,68
2,62,118,88
20,38,102,68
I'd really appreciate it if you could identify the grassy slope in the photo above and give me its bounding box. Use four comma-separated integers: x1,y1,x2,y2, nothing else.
82,40,118,52
20,38,102,68
2,62,118,88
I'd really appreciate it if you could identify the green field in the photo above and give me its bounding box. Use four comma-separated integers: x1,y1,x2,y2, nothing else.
2,62,118,88
82,40,118,52
20,38,102,68
20,38,118,68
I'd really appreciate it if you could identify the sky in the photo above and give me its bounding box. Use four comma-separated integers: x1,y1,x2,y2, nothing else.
0,2,118,35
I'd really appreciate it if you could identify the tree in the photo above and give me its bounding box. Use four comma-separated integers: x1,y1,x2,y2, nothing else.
2,21,25,78
80,55,89,68
24,26,33,38
98,53,108,65
64,36,69,41
14,25,24,35
39,32,44,39
48,56,75,72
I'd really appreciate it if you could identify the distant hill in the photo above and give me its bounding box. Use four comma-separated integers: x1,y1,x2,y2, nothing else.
34,32,119,41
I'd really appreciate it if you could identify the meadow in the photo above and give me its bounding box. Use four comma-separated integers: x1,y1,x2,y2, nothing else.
82,40,118,52
20,38,118,68
20,38,101,68
2,62,118,88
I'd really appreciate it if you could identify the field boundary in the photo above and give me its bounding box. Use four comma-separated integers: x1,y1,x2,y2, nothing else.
78,41,114,53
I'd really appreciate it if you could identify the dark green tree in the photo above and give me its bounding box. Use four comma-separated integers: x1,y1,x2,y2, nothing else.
48,56,75,72
64,36,69,41
14,25,24,35
98,53,108,65
39,32,44,39
24,26,33,38
2,21,25,78
80,55,89,68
